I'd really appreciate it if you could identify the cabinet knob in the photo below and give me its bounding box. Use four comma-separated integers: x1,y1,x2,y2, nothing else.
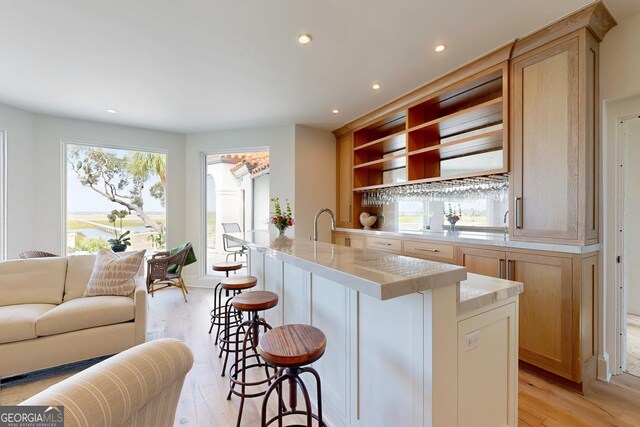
416,248,439,253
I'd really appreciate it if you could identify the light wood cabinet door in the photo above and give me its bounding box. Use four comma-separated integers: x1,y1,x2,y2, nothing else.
458,246,505,278
336,133,353,227
506,251,574,379
511,36,580,242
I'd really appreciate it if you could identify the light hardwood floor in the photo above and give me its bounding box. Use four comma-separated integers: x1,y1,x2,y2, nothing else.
139,287,640,427
3,287,640,426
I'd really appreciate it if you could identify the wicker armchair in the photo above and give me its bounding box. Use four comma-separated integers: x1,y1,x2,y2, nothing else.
146,243,192,302
18,250,58,259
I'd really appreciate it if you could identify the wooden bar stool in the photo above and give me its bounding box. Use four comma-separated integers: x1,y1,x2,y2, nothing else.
227,291,280,427
208,262,243,340
218,275,258,377
258,324,327,427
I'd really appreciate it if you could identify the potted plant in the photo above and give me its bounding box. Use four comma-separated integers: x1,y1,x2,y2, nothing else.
107,209,131,252
270,198,294,236
444,203,462,233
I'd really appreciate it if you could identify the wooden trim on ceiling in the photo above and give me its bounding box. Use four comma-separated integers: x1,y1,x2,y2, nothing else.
511,1,616,58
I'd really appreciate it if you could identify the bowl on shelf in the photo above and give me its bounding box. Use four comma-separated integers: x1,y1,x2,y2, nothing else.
359,212,377,230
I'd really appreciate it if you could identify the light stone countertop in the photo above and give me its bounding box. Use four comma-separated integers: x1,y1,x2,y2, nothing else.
335,227,600,254
226,231,523,311
458,273,524,315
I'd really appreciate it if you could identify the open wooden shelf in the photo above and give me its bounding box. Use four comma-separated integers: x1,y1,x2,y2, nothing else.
407,69,503,128
353,112,406,148
353,131,406,166
408,97,503,134
353,153,406,171
350,62,507,192
407,129,502,161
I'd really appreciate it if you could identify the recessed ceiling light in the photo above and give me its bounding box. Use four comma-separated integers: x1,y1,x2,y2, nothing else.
332,109,340,114
106,108,118,114
372,83,381,90
298,34,312,45
435,44,446,53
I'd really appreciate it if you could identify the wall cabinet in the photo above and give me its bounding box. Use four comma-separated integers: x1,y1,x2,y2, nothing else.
510,29,599,245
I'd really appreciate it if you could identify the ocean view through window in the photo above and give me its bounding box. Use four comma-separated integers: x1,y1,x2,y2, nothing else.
65,143,167,254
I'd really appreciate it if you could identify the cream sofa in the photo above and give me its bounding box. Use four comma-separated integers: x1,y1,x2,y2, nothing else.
0,255,147,379
21,338,193,427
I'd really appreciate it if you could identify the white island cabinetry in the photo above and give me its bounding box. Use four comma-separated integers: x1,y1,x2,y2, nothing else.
227,232,521,427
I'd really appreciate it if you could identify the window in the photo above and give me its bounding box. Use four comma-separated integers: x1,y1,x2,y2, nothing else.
204,150,269,269
0,130,6,260
394,198,508,232
65,142,167,254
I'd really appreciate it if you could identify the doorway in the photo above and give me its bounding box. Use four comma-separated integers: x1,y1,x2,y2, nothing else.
204,150,269,271
621,116,640,377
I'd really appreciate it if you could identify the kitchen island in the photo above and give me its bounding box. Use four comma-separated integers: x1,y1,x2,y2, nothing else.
225,231,523,427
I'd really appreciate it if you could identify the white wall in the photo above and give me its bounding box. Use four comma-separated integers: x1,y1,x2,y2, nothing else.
601,13,640,101
294,125,336,242
599,11,640,379
185,125,295,282
0,103,187,257
0,104,36,258
253,174,270,230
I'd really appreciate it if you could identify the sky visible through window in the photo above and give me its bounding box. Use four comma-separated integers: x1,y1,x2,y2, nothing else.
66,144,166,253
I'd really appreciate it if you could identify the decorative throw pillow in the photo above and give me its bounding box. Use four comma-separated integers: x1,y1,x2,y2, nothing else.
83,249,146,297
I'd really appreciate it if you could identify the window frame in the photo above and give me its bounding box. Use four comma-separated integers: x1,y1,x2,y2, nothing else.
61,139,168,255
0,130,6,260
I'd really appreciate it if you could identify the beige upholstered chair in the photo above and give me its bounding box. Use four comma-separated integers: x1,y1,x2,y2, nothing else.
20,339,194,427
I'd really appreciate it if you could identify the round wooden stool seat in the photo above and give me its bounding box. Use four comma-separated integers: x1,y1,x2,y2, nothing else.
212,261,242,272
258,324,326,368
221,275,258,290
232,291,279,311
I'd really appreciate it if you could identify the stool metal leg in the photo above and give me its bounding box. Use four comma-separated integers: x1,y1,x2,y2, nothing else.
261,366,325,427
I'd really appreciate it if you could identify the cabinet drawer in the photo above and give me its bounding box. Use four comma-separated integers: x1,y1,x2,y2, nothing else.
404,240,455,261
366,236,402,253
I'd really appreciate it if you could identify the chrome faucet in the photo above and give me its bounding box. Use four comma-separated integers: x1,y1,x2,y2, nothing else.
503,210,509,234
313,208,336,241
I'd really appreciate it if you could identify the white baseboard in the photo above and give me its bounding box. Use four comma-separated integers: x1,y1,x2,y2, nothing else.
597,353,612,382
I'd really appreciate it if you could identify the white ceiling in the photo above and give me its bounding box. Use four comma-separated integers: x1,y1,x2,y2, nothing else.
0,0,637,134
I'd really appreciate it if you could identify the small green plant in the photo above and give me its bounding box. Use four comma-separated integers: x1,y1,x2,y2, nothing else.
148,225,166,249
69,237,110,253
107,209,131,248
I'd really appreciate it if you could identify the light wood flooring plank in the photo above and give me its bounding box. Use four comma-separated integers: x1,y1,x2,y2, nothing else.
3,286,640,427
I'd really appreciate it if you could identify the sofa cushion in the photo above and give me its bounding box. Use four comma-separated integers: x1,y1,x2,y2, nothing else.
84,249,145,297
36,296,135,337
0,258,68,306
0,304,57,344
63,254,96,301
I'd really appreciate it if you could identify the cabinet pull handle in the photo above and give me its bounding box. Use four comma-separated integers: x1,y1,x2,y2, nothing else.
515,197,523,229
349,204,352,223
416,248,440,252
374,241,392,246
345,238,351,247
506,260,515,280
498,259,505,279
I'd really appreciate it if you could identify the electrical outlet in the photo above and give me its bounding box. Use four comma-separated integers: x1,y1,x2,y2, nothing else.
465,330,480,351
